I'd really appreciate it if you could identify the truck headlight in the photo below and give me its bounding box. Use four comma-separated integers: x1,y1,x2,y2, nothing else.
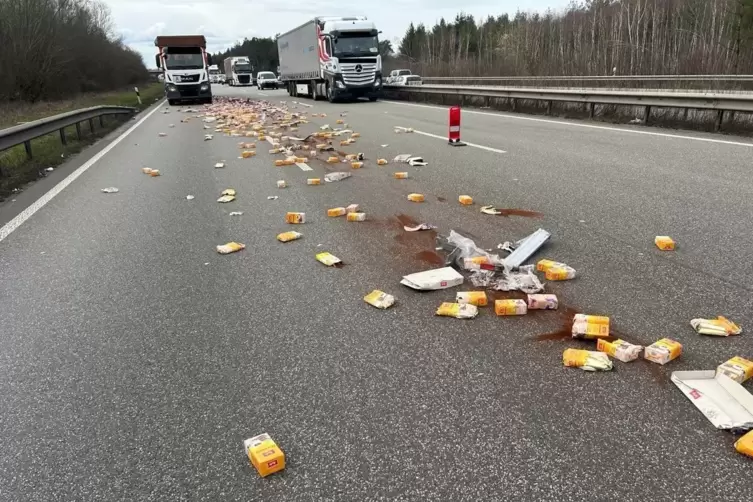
375,77,381,86
335,81,345,89
168,85,177,92
200,84,209,91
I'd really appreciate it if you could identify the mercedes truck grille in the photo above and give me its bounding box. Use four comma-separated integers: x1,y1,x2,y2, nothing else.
341,63,377,85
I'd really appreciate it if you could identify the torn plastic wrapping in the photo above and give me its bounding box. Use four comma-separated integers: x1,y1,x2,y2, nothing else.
446,230,496,268
493,270,544,294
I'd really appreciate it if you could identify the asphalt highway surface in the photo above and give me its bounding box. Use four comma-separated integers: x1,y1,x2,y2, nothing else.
1,83,752,501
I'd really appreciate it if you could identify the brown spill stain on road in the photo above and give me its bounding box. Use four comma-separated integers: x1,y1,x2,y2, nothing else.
395,214,419,228
415,250,444,265
437,196,447,202
497,209,544,218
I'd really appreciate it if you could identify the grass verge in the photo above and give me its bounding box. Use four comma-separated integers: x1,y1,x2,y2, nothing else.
0,83,165,201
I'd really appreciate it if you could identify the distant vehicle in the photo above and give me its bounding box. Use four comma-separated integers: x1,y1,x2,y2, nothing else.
387,69,412,84
224,57,254,86
208,64,220,84
277,16,383,102
393,74,422,86
154,35,212,105
256,71,279,90
219,73,227,84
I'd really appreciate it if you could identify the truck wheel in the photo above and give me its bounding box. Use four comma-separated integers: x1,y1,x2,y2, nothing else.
326,84,335,103
369,97,378,102
311,81,318,101
204,98,213,104
168,99,177,106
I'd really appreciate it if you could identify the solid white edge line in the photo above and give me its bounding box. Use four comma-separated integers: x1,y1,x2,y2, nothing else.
411,129,507,154
0,100,167,243
388,100,753,148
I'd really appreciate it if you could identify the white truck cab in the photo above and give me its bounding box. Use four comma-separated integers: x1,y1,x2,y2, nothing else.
208,65,220,84
154,35,212,105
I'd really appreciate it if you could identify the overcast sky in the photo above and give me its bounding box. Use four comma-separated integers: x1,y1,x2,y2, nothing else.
108,0,570,68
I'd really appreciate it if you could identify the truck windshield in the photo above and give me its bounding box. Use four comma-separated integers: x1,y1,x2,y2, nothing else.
235,64,253,73
259,72,275,79
333,34,378,57
164,50,204,70
209,69,219,75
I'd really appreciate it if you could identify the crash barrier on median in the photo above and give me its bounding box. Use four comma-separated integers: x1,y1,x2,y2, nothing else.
420,74,753,91
383,84,753,131
0,106,137,162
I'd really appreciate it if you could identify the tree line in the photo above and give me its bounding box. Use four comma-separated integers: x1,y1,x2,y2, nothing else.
0,0,148,103
212,37,280,73
396,0,753,76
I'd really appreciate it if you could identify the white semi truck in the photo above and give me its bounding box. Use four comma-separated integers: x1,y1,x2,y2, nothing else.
224,57,254,86
208,64,220,84
154,35,213,105
277,16,382,102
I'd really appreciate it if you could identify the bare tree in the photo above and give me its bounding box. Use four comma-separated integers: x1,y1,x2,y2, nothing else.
0,0,148,102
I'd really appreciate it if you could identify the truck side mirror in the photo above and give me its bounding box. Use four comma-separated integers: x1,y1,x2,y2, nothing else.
155,54,161,69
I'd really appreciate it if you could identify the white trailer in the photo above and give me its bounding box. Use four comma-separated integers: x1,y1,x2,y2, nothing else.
277,16,383,102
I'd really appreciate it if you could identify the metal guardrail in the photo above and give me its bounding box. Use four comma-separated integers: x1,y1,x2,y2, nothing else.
0,105,137,160
383,84,753,130
422,75,753,82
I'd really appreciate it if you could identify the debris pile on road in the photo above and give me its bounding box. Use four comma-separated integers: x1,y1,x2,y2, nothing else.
157,96,751,466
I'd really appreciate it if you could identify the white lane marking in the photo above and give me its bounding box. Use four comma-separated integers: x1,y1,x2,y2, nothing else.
0,101,166,243
296,163,313,171
388,101,753,148
410,129,507,154
258,92,268,96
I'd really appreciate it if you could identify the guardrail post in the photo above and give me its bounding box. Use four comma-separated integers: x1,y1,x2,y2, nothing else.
546,101,552,115
511,98,517,111
716,110,725,131
24,141,32,159
59,128,67,145
75,122,82,140
589,103,595,118
99,115,104,127
643,106,651,125
89,118,95,133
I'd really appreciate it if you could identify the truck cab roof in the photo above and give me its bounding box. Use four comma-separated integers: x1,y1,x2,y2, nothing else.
154,35,207,48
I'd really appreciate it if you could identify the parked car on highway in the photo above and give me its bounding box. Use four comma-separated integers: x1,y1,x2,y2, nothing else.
256,71,279,90
387,69,413,84
393,74,423,86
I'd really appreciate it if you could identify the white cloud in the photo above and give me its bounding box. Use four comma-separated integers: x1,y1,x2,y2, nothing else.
104,0,570,67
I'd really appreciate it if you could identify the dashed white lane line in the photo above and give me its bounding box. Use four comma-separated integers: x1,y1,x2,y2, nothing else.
0,100,166,244
410,129,507,154
388,100,753,148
